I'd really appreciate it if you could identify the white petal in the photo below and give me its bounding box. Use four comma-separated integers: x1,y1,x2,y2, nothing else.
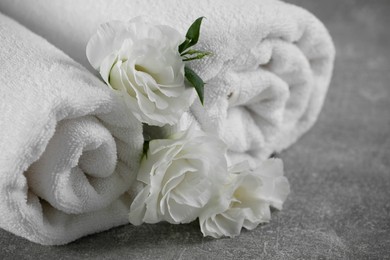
256,158,284,178
201,218,220,238
265,176,290,210
86,20,128,69
157,25,184,47
165,198,198,224
108,61,127,91
99,53,118,84
161,173,185,200
171,172,212,208
216,209,244,237
129,186,150,225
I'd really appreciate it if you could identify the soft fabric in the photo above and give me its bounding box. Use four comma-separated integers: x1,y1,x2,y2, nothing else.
0,13,143,245
0,0,335,166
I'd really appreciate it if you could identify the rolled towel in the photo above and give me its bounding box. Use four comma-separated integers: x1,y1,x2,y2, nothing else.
0,0,335,165
0,13,143,245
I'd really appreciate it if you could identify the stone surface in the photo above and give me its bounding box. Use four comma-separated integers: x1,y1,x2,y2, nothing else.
1,0,390,259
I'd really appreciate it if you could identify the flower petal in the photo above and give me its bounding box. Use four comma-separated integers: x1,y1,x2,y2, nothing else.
129,185,150,225
86,20,127,69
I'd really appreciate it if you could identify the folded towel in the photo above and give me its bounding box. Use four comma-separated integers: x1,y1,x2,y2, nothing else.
0,0,335,166
0,13,143,245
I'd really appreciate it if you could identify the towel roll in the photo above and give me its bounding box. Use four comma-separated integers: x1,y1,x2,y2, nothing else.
0,13,143,245
0,0,335,166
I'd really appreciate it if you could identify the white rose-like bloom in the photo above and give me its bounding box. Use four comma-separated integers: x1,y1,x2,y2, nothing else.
199,159,290,238
129,127,227,225
86,18,195,126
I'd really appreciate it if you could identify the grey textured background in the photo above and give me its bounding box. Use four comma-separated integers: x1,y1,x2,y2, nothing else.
1,0,389,259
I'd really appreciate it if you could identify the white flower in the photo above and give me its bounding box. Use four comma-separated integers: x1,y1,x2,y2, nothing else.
129,127,228,225
199,159,290,238
86,18,195,126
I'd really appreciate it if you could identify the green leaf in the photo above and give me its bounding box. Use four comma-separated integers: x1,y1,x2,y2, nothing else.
143,140,150,158
181,49,207,56
179,17,205,54
182,50,212,62
185,66,204,105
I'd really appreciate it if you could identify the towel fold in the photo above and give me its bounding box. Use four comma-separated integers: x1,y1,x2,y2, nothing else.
0,0,335,166
0,13,143,245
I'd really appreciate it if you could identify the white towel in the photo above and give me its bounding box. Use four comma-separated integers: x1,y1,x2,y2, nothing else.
0,0,335,166
0,13,143,245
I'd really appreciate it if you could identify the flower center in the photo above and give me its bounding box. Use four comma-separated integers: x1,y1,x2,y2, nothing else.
134,64,148,74
134,64,161,85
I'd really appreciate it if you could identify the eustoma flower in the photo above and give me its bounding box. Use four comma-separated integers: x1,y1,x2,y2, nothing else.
199,159,290,238
129,127,227,225
87,16,291,239
86,18,195,126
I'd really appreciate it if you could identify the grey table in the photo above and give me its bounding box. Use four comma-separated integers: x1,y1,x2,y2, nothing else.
1,0,389,259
